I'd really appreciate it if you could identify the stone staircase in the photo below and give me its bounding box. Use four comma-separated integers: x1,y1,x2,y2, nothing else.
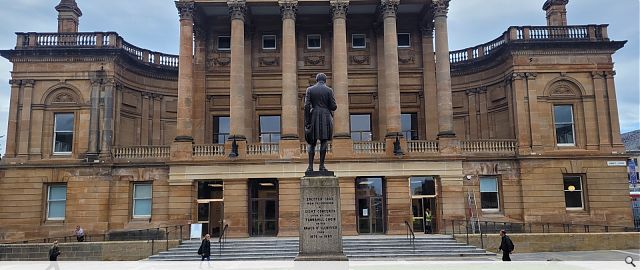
148,235,493,261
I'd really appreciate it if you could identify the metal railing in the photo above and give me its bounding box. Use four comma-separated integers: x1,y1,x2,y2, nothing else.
218,224,229,255
450,24,610,65
404,220,415,250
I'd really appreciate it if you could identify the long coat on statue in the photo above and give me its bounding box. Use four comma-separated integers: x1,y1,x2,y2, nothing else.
304,81,337,144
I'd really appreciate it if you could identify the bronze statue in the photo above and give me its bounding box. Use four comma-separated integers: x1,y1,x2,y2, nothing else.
304,73,337,175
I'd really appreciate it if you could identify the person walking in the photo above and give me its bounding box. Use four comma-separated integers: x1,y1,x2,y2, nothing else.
498,229,514,261
198,234,211,262
45,240,61,270
74,225,85,242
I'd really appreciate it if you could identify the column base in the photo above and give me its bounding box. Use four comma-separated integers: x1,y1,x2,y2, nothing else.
333,133,351,139
437,130,456,138
385,132,403,139
228,134,247,141
174,136,194,142
281,134,299,140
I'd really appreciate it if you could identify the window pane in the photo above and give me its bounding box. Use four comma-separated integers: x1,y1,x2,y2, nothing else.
352,34,366,48
48,201,66,218
134,199,152,216
307,35,321,48
134,184,152,199
260,116,280,133
481,192,499,209
49,186,67,200
480,177,498,192
263,35,276,49
54,132,73,153
218,36,231,50
564,191,583,208
563,176,582,191
350,114,371,132
198,203,210,222
554,105,573,123
556,124,574,144
55,114,74,131
410,177,435,196
398,33,410,47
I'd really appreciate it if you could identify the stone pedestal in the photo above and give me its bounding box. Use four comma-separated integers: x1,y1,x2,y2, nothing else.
295,176,348,261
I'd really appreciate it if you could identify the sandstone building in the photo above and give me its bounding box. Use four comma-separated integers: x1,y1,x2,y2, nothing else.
0,0,633,241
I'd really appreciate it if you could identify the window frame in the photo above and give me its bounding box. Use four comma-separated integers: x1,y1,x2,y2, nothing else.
563,175,585,210
306,34,322,50
213,116,230,144
132,183,153,219
350,114,373,142
46,184,67,221
351,34,366,49
397,33,411,48
479,176,500,212
401,113,419,141
217,35,231,51
53,112,74,155
553,104,576,147
259,115,281,143
262,34,277,50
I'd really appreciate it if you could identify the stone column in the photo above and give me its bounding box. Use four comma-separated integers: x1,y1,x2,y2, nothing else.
421,25,438,140
152,95,163,145
279,1,299,140
140,94,151,145
433,0,455,138
175,0,195,142
380,0,402,138
525,73,542,152
331,0,350,139
592,72,610,148
17,80,35,157
5,80,21,158
228,0,247,141
193,22,207,145
88,77,101,155
605,71,624,149
100,79,115,158
511,73,531,154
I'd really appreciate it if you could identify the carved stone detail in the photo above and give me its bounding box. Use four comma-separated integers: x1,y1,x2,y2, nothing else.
398,49,415,64
53,92,76,104
432,0,450,18
22,80,35,87
214,56,232,67
525,72,538,80
465,86,488,95
350,55,370,65
279,0,298,21
175,1,195,21
259,57,280,67
379,0,399,19
304,55,325,66
228,0,247,21
591,71,605,79
512,72,526,80
330,0,349,20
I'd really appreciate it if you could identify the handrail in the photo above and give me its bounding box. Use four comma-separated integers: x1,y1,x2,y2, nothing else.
404,220,415,250
442,219,638,237
218,224,229,255
1,224,190,245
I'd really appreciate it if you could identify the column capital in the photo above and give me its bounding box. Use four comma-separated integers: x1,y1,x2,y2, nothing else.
279,0,298,21
512,72,526,80
104,78,116,87
590,71,605,79
9,80,21,87
227,0,247,21
379,0,399,19
605,70,616,78
432,0,450,18
330,0,349,21
175,1,195,21
22,80,35,87
525,72,538,80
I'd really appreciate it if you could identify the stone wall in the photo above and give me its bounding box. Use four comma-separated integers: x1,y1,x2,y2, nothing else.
0,240,180,261
455,233,640,253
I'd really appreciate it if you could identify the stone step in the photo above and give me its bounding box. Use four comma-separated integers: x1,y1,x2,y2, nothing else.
150,252,493,261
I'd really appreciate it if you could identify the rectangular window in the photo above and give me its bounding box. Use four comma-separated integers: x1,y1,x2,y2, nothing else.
480,177,499,210
53,113,74,154
563,175,584,209
398,33,411,48
352,34,366,49
410,176,436,196
262,35,276,50
307,34,321,49
133,183,152,218
554,105,575,146
213,116,230,144
259,115,281,143
47,185,67,220
350,114,372,142
401,113,419,140
217,36,231,51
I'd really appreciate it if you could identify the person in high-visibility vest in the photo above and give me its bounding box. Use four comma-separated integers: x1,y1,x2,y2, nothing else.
425,208,433,234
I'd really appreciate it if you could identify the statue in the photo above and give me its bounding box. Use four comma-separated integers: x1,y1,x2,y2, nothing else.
304,73,337,175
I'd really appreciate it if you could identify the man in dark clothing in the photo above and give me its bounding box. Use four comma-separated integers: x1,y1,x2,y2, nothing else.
48,241,61,261
498,229,514,261
304,73,337,173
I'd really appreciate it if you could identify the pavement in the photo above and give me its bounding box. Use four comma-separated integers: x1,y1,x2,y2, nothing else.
487,249,640,261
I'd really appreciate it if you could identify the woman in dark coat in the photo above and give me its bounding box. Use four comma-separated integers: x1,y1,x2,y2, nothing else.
198,234,211,261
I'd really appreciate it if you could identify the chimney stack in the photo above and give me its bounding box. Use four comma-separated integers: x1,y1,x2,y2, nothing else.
56,0,82,33
543,0,569,26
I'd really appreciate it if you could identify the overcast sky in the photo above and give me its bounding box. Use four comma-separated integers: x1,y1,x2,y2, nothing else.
0,0,638,154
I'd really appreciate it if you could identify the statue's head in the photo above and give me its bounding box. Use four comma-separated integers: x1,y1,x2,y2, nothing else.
316,73,327,83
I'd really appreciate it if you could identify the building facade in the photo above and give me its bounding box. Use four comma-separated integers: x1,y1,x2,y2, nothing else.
0,0,633,241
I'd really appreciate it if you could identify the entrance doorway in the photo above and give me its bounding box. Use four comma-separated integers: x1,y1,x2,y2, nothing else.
410,177,437,234
356,177,385,234
197,181,224,237
249,179,278,236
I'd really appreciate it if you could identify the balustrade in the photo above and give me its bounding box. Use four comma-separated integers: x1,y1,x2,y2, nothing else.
299,142,333,154
112,146,170,159
353,141,385,154
247,143,279,155
460,140,517,153
407,140,438,153
193,144,225,157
